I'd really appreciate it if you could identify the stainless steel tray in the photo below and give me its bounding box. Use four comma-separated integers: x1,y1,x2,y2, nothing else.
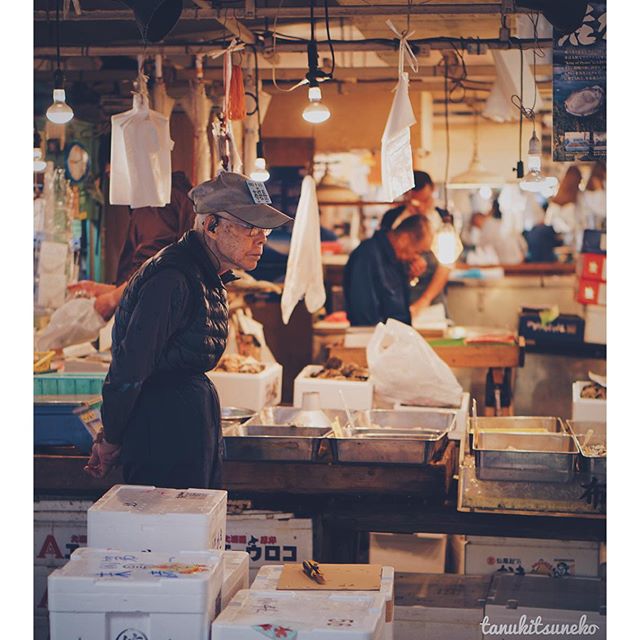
473,431,578,483
329,409,452,465
471,416,565,438
223,407,347,462
566,420,606,480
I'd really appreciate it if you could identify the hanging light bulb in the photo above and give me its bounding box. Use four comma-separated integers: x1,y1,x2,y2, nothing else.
46,1,74,125
33,129,47,173
432,217,463,266
303,84,331,124
250,142,270,182
519,127,555,193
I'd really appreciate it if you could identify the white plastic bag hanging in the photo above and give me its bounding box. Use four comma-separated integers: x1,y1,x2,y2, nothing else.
110,66,173,208
366,319,463,407
281,175,326,324
381,21,418,201
35,298,107,351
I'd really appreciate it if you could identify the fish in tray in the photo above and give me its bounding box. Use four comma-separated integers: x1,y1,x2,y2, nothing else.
309,357,369,381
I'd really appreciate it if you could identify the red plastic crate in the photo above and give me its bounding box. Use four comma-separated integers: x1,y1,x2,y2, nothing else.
578,253,606,282
576,278,606,305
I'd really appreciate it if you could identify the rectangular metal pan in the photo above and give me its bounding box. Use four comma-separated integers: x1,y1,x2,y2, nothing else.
566,420,606,481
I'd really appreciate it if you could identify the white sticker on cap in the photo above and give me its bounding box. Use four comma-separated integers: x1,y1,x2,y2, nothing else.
246,180,272,204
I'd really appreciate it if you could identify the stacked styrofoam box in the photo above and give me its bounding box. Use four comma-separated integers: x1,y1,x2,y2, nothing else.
294,365,374,410
88,485,228,552
226,511,313,581
484,573,606,639
369,533,447,574
48,548,224,640
462,536,600,577
207,363,283,411
394,392,470,440
222,551,250,609
576,250,606,345
572,381,606,422
251,565,395,640
394,573,490,640
34,499,93,640
212,590,387,639
47,485,230,640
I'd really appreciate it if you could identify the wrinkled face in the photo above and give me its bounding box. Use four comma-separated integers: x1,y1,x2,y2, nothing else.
209,217,268,271
408,184,435,214
393,229,433,263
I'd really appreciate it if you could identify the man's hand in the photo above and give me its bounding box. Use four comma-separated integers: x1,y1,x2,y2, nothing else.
408,256,427,280
68,280,116,299
94,290,119,321
84,433,121,479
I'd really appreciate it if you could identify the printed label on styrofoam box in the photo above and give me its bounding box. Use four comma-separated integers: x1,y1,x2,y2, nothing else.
225,517,312,571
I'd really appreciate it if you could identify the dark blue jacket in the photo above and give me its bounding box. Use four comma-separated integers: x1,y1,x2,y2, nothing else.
343,230,411,326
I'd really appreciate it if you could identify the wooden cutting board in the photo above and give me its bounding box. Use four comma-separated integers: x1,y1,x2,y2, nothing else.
276,563,383,591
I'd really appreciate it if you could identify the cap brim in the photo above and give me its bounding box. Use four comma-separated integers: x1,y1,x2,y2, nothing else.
225,203,293,229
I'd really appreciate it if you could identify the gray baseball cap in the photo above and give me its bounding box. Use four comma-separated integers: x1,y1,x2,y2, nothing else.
188,171,292,229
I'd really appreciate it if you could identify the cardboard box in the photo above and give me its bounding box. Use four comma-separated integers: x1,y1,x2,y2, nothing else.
572,381,606,422
577,279,606,306
484,574,606,639
394,573,489,640
294,364,374,411
584,304,606,344
212,590,386,640
518,312,584,346
369,533,447,574
207,362,283,411
394,392,470,441
88,485,227,552
49,548,224,640
34,500,92,568
463,536,600,577
577,253,606,282
225,512,313,581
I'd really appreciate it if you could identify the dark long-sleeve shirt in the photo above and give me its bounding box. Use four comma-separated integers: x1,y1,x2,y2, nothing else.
115,173,194,285
101,268,192,444
343,230,411,326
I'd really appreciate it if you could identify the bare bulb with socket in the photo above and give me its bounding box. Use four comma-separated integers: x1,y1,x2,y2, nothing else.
46,88,74,124
303,86,330,124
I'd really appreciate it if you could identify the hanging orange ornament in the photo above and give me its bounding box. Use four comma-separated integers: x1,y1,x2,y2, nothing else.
227,64,247,120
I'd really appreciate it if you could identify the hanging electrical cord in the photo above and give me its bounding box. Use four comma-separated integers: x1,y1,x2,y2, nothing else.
323,0,336,75
443,55,450,212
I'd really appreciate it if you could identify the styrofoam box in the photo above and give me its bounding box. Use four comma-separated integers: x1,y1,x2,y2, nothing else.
294,365,374,411
212,589,386,639
584,304,606,345
88,485,227,552
369,533,446,574
49,547,224,640
572,381,606,422
251,565,395,640
207,363,283,412
35,499,92,567
222,551,250,609
394,573,490,640
226,512,313,581
463,536,600,577
484,574,606,640
394,392,470,441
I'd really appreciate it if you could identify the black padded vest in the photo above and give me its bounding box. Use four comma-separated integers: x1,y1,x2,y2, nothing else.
114,231,234,374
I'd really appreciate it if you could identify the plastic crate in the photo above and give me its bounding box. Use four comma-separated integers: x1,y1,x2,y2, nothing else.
34,372,107,396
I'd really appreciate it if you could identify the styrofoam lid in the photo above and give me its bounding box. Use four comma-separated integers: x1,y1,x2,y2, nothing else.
213,589,385,635
89,484,227,516
251,565,395,603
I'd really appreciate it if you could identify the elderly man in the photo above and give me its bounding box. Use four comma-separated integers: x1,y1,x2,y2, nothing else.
344,214,433,326
85,172,291,488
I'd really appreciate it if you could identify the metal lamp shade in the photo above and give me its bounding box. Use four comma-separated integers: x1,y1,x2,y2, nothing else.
121,0,183,43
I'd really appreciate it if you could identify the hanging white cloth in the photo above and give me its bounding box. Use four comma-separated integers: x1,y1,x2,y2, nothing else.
152,55,175,118
281,175,326,325
381,21,418,201
181,81,213,184
109,92,173,208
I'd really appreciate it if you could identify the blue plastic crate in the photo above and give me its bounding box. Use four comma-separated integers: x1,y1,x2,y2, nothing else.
34,372,107,396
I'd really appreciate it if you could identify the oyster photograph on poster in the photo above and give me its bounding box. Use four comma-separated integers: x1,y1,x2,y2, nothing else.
553,2,607,161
